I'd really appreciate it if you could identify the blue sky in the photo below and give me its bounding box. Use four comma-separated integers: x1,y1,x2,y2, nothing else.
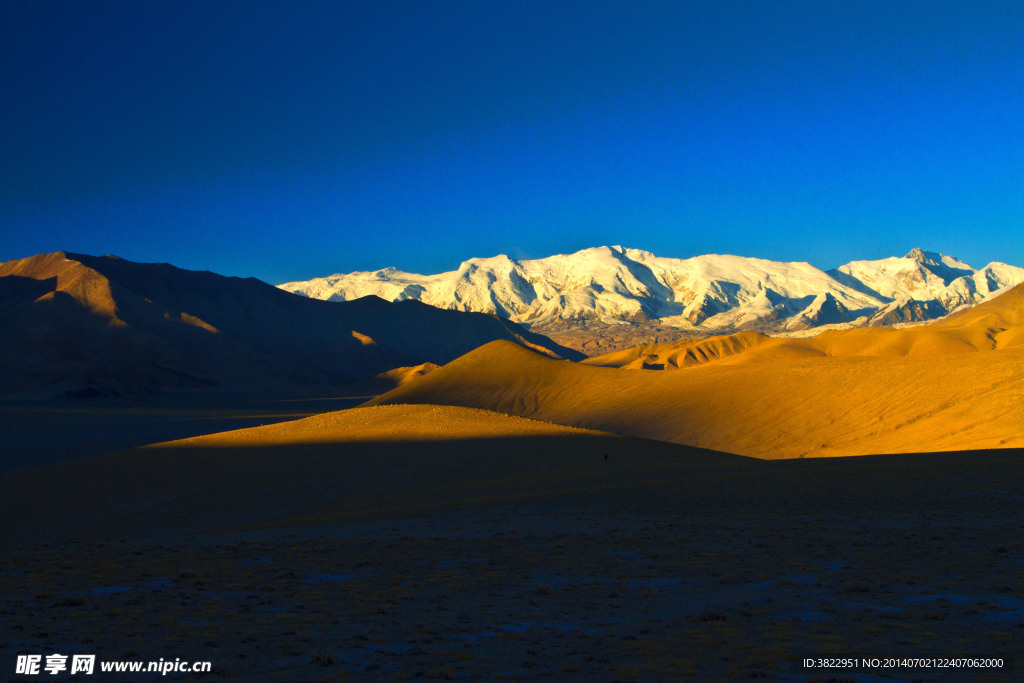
2,0,1022,283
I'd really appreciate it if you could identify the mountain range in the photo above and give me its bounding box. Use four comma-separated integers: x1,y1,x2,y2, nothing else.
279,246,1024,352
5,247,1021,399
0,252,579,398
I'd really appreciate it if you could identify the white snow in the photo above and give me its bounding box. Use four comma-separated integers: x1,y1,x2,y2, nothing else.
278,246,1023,333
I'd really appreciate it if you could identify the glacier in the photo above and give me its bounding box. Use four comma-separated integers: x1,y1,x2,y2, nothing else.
279,246,1024,342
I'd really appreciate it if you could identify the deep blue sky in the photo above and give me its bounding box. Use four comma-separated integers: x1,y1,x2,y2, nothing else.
2,1,1022,283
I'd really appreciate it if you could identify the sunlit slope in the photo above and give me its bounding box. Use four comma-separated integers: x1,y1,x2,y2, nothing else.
583,282,1024,370
582,331,788,369
369,337,1024,458
0,404,749,545
156,402,611,447
583,326,988,370
932,280,1024,344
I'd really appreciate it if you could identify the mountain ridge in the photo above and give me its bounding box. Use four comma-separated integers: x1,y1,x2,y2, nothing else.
280,246,1024,351
0,251,581,398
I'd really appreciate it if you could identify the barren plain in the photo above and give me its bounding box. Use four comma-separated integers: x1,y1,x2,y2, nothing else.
1,403,1021,681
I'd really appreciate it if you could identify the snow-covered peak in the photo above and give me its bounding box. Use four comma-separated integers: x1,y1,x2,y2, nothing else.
904,247,974,271
833,248,977,302
278,246,1022,335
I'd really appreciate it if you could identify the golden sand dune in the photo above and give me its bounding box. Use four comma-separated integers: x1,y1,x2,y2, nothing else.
155,402,611,446
3,401,1017,549
584,283,1024,371
370,285,1024,458
583,330,775,369
380,361,439,385
0,404,748,546
340,362,440,396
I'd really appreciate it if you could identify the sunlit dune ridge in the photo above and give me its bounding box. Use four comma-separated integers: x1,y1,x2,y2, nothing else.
151,403,612,447
584,282,1024,370
369,284,1024,458
0,404,750,546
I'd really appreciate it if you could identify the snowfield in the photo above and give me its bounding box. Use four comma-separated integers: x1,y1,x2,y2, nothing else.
279,246,1024,334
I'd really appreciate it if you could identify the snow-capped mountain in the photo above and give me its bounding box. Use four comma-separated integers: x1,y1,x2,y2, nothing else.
279,247,1024,337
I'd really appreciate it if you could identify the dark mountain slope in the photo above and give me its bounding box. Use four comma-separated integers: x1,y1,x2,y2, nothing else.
0,252,580,397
